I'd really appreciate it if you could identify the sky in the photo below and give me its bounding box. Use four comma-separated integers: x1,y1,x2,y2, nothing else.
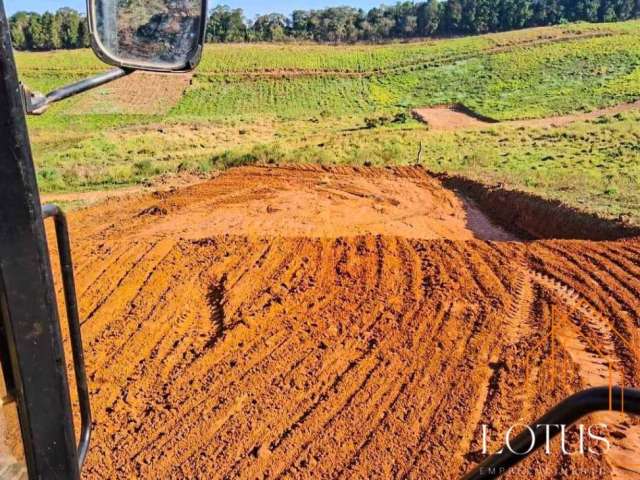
5,1,381,18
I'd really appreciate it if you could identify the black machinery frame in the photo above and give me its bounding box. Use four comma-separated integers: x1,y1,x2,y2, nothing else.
0,0,638,478
42,204,92,468
463,387,640,479
22,0,210,115
24,67,132,114
86,0,208,73
0,1,85,478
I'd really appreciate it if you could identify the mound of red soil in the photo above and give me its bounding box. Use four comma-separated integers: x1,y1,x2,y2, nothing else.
81,165,513,241
49,166,639,479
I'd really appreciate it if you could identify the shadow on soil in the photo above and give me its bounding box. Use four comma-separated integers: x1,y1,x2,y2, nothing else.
438,173,640,241
207,277,227,347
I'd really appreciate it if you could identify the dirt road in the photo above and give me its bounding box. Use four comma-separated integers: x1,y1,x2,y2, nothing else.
413,101,640,131
50,166,639,479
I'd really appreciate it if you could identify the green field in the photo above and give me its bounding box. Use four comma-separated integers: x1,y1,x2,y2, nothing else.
16,20,640,224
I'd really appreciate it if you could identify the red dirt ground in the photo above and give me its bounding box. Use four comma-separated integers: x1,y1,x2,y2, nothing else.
47,166,640,479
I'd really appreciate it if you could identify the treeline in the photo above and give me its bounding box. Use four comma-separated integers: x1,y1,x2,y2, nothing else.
209,0,640,42
10,9,90,50
9,0,640,50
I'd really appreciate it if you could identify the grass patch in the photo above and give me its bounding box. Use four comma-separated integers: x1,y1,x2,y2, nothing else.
13,20,640,224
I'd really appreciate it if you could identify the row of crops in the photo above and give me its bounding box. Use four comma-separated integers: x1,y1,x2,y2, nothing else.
173,26,640,121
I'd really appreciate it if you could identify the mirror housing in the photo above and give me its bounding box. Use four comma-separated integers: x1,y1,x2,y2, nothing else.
87,0,207,72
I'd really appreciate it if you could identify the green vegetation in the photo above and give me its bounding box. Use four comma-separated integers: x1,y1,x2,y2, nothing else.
179,37,640,121
274,113,640,223
16,20,640,224
203,0,591,43
10,9,90,51
10,0,640,49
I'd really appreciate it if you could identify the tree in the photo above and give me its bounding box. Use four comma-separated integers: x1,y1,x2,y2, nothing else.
207,6,247,42
532,0,565,25
460,0,478,33
25,15,47,50
475,0,500,32
252,13,288,42
517,0,535,27
77,17,91,48
311,7,363,42
569,0,601,21
9,12,32,50
57,8,81,48
38,12,63,50
441,0,463,34
417,0,441,36
599,0,619,20
291,10,312,39
8,1,640,50
367,7,395,40
391,2,418,38
499,0,533,30
614,0,636,20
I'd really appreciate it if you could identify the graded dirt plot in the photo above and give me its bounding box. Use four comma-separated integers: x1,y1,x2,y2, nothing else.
414,101,640,131
96,165,514,241
412,105,494,130
69,71,193,115
51,166,640,479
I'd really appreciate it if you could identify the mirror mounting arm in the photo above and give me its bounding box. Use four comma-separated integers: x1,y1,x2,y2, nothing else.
22,67,133,115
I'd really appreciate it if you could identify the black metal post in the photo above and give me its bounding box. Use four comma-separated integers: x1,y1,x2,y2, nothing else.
42,204,92,468
25,67,131,114
0,1,81,478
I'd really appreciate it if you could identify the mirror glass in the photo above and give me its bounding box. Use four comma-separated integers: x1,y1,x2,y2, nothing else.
91,0,205,71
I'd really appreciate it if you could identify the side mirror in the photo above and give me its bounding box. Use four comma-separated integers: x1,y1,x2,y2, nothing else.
87,0,207,72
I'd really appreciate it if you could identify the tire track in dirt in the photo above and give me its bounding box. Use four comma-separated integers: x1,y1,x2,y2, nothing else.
269,238,425,479
122,241,319,471
335,300,452,479
461,259,536,471
544,243,640,318
124,238,390,474
530,243,640,377
45,166,639,480
586,247,640,316
78,241,161,325
524,258,640,479
196,238,420,478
